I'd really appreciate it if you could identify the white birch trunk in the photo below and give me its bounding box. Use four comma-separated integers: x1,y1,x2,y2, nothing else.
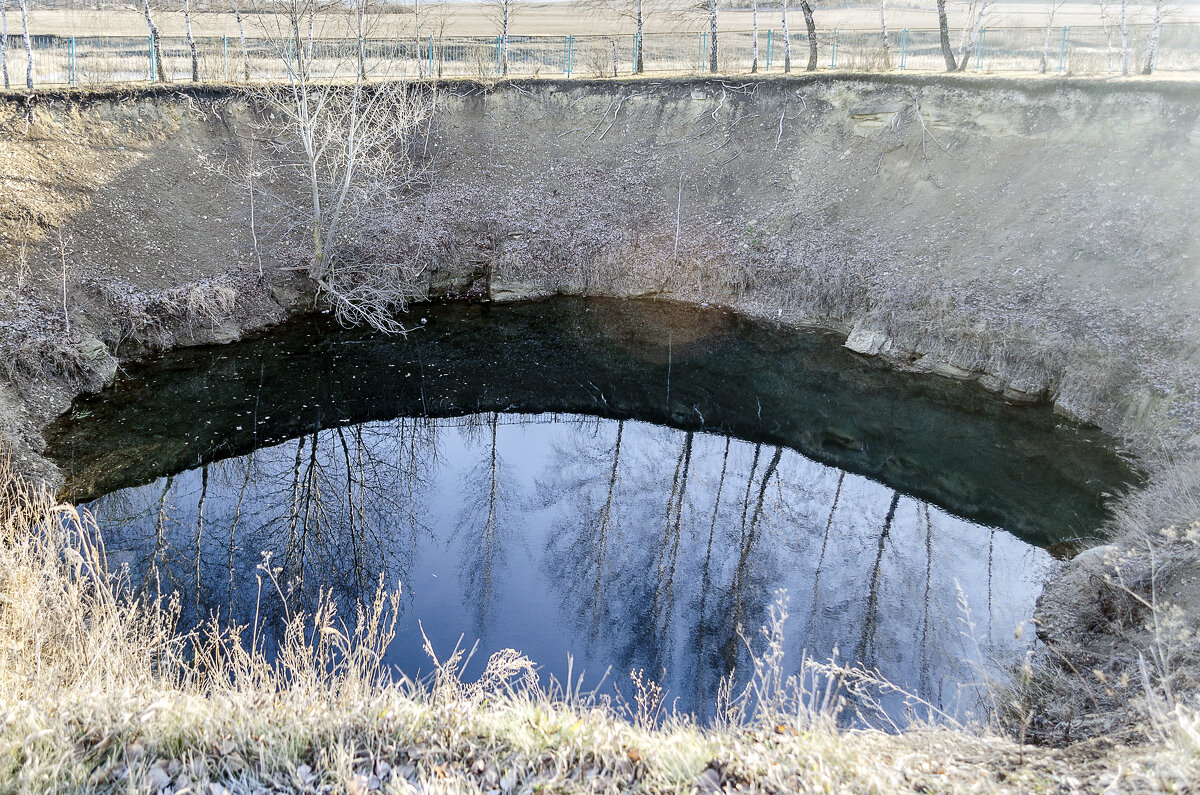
1039,4,1057,74
1120,0,1129,76
958,0,989,71
17,0,31,89
880,0,890,61
500,0,509,76
184,0,199,82
635,0,643,74
751,0,759,73
781,0,791,73
140,0,167,83
230,0,250,81
1142,0,1162,75
708,0,718,73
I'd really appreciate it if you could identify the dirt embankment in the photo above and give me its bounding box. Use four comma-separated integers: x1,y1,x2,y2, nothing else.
3,75,1200,741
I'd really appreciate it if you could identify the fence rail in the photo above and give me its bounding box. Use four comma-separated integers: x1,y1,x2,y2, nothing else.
2,23,1197,88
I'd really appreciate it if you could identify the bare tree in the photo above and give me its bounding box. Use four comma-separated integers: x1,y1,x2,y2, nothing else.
16,0,30,89
353,0,372,81
139,0,168,83
1120,0,1129,75
483,0,515,77
1,0,9,90
428,2,455,78
184,0,199,82
750,0,759,73
955,0,989,72
706,0,718,74
252,0,438,333
1143,0,1164,74
412,0,423,76
585,0,650,74
879,0,890,65
1098,0,1116,73
799,0,817,72
230,0,251,81
936,0,957,71
1039,0,1066,74
781,0,791,73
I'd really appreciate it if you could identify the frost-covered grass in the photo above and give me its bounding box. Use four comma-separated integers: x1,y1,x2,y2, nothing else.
1,453,1199,793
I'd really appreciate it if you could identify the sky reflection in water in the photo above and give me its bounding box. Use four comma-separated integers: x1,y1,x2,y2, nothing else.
45,298,1135,723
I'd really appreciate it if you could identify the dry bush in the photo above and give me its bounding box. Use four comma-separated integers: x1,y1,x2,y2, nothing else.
97,275,240,349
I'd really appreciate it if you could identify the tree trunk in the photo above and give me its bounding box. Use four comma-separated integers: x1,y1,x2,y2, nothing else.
708,0,718,74
1039,5,1055,74
140,0,168,83
800,0,817,72
936,0,957,71
500,0,508,77
635,0,643,74
17,0,31,89
1,0,10,90
781,0,791,73
956,0,989,72
413,0,422,78
1120,0,1129,76
880,0,890,64
1142,0,1161,75
357,0,368,81
230,0,250,81
183,0,199,82
750,0,758,73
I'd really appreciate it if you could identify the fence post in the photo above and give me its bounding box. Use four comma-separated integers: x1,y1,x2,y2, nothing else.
766,30,772,71
222,35,229,81
566,35,573,77
975,28,986,70
830,30,837,69
69,36,77,87
900,29,909,70
1058,26,1069,74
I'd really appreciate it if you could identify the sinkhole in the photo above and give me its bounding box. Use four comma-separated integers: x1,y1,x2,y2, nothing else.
44,297,1137,723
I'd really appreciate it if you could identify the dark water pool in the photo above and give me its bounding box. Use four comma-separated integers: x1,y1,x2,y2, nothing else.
44,298,1136,722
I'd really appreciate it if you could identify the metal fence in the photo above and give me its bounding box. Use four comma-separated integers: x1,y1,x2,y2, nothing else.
2,23,1197,88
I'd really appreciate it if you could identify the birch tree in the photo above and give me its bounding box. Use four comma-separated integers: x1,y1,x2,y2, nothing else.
799,0,817,72
1098,0,1116,73
230,0,251,81
1039,0,1066,74
706,0,717,74
879,0,890,65
139,0,168,83
1142,0,1164,74
585,0,650,74
184,0,200,82
1,0,9,90
955,0,989,72
484,0,515,77
781,0,791,73
750,0,759,73
16,0,31,89
936,0,957,71
1120,0,1129,75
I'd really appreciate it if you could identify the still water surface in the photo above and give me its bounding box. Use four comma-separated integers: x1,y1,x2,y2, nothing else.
45,298,1135,722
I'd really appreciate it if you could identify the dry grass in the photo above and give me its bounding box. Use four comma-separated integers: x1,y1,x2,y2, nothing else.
2,451,1200,792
